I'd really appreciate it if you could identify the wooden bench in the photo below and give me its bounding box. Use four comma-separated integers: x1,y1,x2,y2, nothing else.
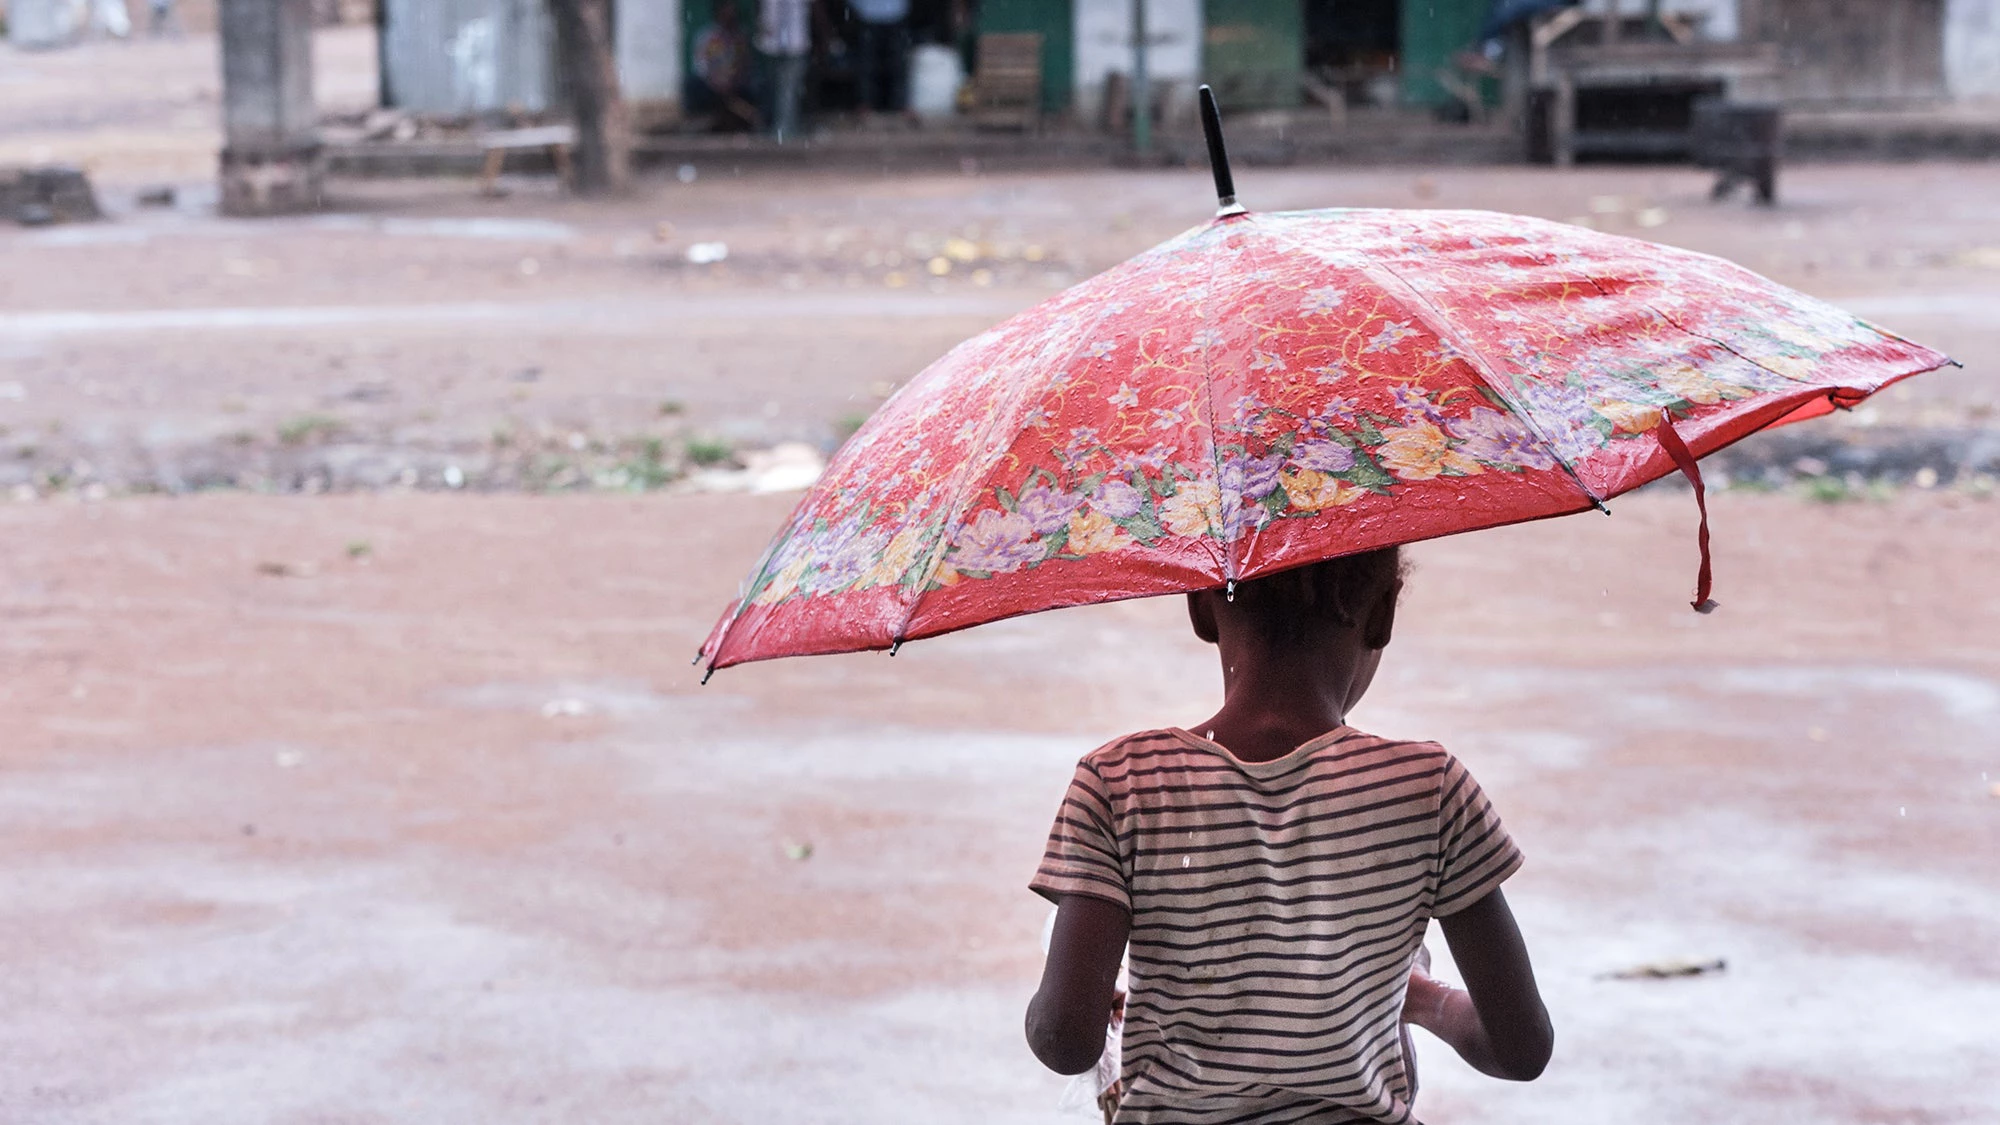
477,125,576,195
971,33,1043,132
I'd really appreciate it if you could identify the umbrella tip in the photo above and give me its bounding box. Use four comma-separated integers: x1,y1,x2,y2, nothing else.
700,665,715,685
1198,86,1244,218
889,639,903,656
1224,578,1237,603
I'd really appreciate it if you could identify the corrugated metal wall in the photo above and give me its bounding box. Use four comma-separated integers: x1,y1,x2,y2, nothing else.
6,0,87,48
1754,0,1948,102
380,0,557,114
1946,0,2000,96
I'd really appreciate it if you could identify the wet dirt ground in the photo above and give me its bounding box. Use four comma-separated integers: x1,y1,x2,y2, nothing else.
3,489,1996,1124
4,27,1999,1125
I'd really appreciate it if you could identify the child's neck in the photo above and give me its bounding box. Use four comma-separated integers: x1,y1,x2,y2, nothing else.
1192,642,1368,763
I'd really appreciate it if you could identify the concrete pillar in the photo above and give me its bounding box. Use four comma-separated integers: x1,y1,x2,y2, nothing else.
218,0,323,216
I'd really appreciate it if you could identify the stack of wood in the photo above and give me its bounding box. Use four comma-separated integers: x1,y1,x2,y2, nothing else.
970,32,1043,132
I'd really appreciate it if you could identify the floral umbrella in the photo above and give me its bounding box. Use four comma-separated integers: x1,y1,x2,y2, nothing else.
700,94,1952,676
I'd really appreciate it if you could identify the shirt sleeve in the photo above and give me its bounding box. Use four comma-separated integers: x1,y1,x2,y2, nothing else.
1029,758,1130,913
1432,751,1524,917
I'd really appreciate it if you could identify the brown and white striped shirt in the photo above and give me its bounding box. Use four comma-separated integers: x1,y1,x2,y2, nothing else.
1032,727,1522,1125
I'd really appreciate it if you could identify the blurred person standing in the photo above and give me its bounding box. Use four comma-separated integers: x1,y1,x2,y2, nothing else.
692,0,759,130
848,0,910,119
758,0,812,142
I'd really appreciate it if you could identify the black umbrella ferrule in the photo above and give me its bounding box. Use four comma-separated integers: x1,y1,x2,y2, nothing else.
1199,86,1244,217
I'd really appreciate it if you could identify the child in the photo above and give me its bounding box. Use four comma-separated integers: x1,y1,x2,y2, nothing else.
1026,548,1552,1123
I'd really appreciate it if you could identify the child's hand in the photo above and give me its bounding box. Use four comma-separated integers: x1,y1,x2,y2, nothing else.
1402,945,1450,1030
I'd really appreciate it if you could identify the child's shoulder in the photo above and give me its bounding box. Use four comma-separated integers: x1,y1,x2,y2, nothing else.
1076,728,1195,771
1078,727,1457,772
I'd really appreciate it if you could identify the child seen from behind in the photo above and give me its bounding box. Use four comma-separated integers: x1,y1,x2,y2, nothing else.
1027,548,1552,1123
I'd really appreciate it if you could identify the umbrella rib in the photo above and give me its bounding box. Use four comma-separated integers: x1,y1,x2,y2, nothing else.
1197,224,1236,586
1325,238,1610,512
890,298,1106,645
701,511,795,671
1579,272,1950,401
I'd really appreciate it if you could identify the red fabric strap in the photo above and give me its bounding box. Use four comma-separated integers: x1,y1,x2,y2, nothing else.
1656,410,1718,613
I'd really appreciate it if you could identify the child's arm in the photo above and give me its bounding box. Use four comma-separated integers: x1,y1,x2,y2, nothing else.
1025,893,1130,1075
1403,887,1553,1081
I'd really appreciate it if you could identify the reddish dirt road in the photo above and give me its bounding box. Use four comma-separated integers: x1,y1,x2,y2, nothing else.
3,488,1996,1123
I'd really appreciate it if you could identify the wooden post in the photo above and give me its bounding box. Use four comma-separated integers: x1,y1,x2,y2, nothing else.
1132,0,1151,155
1553,74,1577,167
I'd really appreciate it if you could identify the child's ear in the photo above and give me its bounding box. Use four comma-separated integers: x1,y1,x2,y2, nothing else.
1362,579,1400,650
1186,591,1220,645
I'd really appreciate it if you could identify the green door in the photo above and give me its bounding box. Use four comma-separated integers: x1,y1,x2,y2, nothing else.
1400,0,1490,108
981,0,1074,114
1203,0,1305,110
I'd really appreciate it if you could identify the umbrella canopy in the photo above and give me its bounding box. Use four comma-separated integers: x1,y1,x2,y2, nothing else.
701,204,1949,673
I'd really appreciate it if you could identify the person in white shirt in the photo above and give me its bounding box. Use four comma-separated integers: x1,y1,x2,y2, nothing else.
759,0,813,141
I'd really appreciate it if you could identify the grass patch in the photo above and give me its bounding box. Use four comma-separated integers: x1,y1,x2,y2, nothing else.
616,437,677,490
833,412,871,444
277,414,343,446
685,435,736,467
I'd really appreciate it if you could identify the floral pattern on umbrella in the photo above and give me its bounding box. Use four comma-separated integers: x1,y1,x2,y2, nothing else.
705,209,1950,670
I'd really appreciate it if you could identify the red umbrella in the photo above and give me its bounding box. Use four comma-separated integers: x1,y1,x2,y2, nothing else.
700,91,1952,676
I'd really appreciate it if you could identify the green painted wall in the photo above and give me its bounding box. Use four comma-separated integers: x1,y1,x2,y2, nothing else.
979,0,1074,113
1399,0,1490,107
1203,0,1306,109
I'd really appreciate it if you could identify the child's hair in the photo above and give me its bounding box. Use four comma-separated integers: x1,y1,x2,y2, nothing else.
1227,547,1404,646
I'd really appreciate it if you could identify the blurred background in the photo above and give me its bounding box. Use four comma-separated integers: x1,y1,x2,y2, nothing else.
2,1,1996,1122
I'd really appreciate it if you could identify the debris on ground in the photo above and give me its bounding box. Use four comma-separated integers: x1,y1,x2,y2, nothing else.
783,841,814,861
685,442,826,495
135,185,176,208
255,560,318,578
1599,957,1727,981
540,698,590,719
2,165,102,225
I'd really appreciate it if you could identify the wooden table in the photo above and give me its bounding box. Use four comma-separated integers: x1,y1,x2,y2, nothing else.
477,125,577,195
1536,41,1780,167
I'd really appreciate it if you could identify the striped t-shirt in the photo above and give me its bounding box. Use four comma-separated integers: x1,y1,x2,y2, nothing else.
1031,727,1523,1125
